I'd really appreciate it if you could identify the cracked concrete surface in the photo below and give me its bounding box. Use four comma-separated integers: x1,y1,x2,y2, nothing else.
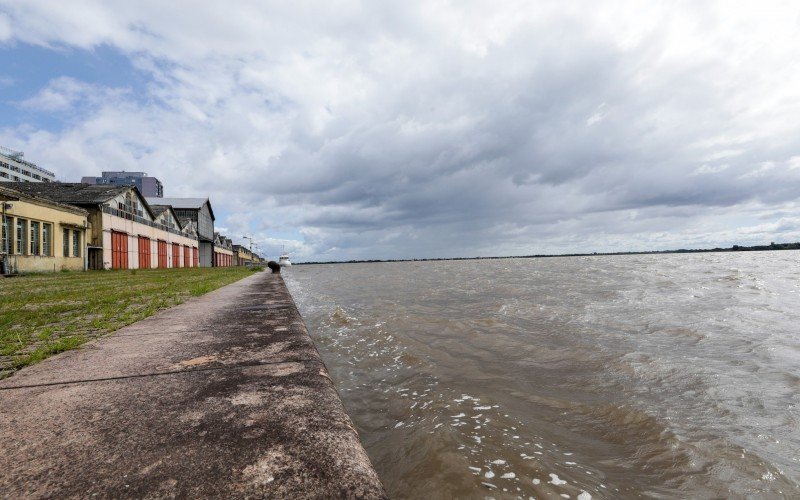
0,271,387,499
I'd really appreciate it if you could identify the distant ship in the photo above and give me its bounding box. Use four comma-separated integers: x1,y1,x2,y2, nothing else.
279,247,292,267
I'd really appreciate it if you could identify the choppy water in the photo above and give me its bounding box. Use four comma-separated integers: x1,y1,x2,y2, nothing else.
284,252,800,499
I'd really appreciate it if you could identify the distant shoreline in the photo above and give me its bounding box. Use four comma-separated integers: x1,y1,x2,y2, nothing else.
295,242,800,265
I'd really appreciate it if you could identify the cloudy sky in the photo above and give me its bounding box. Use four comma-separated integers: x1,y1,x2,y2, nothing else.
1,1,799,261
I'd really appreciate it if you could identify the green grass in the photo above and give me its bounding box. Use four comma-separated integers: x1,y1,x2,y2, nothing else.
0,266,260,378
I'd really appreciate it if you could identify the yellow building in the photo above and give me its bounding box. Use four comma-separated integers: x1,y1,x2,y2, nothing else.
233,244,255,266
0,184,88,273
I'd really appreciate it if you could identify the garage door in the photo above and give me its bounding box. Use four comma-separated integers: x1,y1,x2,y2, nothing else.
111,231,128,269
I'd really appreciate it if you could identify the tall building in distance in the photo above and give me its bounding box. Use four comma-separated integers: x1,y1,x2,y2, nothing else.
81,171,164,198
0,146,56,183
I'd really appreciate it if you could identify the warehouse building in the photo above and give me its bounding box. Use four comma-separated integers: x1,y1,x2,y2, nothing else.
233,244,256,266
148,197,214,267
213,233,234,267
2,183,198,270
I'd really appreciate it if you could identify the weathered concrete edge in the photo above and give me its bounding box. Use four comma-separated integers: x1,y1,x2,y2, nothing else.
272,272,390,498
0,271,389,499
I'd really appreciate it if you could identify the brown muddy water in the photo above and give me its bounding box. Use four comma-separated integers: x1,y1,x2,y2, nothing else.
283,252,800,499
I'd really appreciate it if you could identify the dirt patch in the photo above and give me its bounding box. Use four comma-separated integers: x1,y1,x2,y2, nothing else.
178,355,218,367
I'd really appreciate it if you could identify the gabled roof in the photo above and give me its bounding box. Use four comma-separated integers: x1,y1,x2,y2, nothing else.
147,197,215,221
149,205,170,217
0,184,89,216
0,182,155,219
1,182,131,204
148,204,184,230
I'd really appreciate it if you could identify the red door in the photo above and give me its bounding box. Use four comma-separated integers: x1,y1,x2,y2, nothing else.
111,231,128,269
158,240,168,268
172,243,181,268
183,245,191,268
138,236,151,269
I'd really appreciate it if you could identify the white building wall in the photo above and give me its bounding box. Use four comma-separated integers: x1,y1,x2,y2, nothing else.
100,213,198,270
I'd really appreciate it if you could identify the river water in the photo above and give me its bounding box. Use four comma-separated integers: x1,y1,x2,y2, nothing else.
283,252,800,499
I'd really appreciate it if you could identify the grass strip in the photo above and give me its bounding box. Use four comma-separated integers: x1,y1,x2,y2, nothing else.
0,266,262,378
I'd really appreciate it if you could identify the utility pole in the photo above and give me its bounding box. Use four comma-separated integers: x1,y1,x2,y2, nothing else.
242,235,253,252
242,235,254,265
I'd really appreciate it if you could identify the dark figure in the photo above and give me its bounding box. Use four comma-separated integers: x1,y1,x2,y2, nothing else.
267,261,281,273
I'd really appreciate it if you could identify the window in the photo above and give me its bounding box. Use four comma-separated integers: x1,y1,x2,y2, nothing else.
63,228,70,257
1,216,11,254
16,218,26,255
42,223,51,256
72,231,80,257
30,221,40,255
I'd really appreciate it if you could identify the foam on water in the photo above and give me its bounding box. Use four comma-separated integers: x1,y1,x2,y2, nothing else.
285,252,800,498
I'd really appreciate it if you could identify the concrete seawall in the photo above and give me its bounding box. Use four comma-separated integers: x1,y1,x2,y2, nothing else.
0,271,387,498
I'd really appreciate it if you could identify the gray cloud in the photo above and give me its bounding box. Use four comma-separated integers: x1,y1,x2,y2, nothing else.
1,1,799,260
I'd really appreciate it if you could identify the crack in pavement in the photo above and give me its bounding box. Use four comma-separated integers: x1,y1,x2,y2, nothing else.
0,357,325,391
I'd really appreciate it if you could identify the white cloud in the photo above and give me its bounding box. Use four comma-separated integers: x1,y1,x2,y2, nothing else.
0,12,10,41
20,76,126,111
1,1,800,260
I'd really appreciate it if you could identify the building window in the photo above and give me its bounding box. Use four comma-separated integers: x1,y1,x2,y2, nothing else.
30,221,40,255
63,228,70,257
72,231,80,257
1,216,11,254
16,218,26,255
42,223,52,256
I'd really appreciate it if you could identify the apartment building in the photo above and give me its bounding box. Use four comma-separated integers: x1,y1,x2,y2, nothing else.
0,146,56,183
81,171,164,197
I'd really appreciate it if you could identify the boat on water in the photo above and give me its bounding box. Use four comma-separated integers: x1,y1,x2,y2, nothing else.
279,252,292,267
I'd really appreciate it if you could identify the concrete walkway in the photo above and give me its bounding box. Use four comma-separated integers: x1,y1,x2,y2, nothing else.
0,271,387,499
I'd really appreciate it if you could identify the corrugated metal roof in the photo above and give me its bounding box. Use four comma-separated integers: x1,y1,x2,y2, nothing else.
147,197,215,221
148,197,207,209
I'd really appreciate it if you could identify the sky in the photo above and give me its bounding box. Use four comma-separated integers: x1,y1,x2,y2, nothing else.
1,1,799,262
